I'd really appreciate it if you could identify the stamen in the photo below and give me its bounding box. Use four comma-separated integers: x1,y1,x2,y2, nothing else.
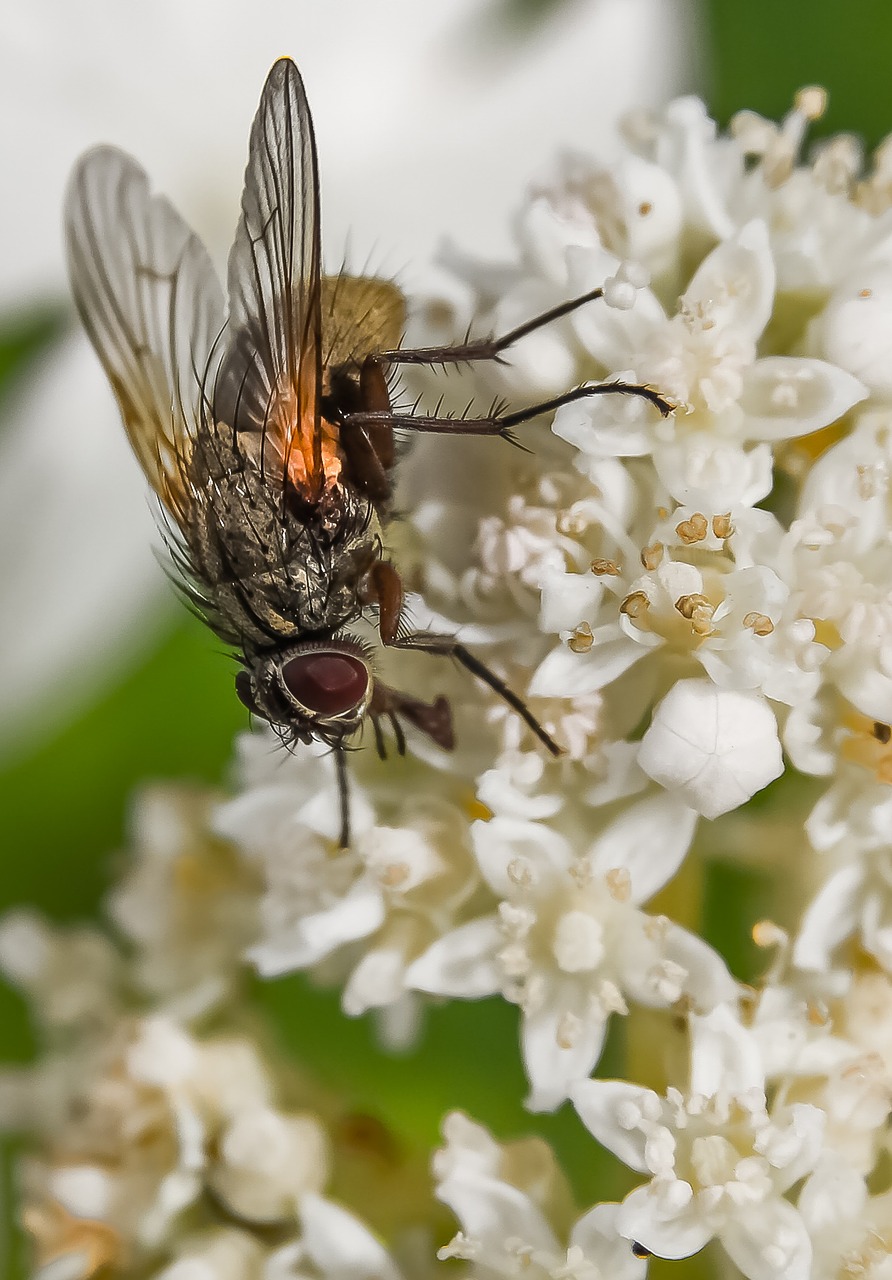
620,591,650,620
591,558,621,576
641,542,664,570
743,612,775,636
676,513,708,544
568,623,594,653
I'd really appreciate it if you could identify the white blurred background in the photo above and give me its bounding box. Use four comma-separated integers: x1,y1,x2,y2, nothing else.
0,0,699,757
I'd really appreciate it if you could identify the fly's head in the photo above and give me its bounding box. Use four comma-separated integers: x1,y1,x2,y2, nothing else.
236,637,373,748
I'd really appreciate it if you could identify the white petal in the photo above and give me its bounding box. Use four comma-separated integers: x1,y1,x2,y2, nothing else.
837,663,892,725
689,1005,763,1096
589,792,697,904
683,220,775,342
617,1181,713,1259
798,1158,867,1235
570,1080,655,1172
343,946,406,1016
595,153,684,270
530,637,645,698
655,98,736,242
436,1166,559,1255
248,879,385,976
792,865,864,972
552,396,653,460
654,438,774,509
567,244,666,371
472,818,571,898
584,740,650,807
538,567,604,635
658,925,739,1011
522,1002,607,1112
770,1104,826,1192
637,680,783,819
719,1199,812,1280
299,1193,402,1280
818,264,892,396
405,918,502,998
740,357,867,443
570,1202,648,1280
516,197,600,284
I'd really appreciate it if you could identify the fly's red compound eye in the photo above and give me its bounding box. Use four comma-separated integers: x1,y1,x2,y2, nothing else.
282,652,369,716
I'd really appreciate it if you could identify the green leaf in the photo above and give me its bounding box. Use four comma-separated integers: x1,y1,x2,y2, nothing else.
700,0,892,144
258,973,636,1207
0,304,67,415
0,615,245,1055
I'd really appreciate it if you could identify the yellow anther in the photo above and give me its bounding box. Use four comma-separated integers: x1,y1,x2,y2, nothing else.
675,512,709,544
590,558,620,576
620,591,650,620
743,612,775,636
568,622,594,653
640,542,664,570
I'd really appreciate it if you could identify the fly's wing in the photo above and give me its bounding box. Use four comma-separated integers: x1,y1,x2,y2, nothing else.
321,275,406,373
215,57,329,502
65,146,224,524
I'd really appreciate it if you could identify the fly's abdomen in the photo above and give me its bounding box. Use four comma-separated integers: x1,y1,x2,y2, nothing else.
185,470,380,649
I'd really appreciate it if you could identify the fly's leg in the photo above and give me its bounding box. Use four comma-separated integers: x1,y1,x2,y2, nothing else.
362,561,455,752
238,669,355,849
329,361,395,502
335,744,351,849
339,378,672,442
369,683,454,756
365,560,560,757
339,283,674,437
376,285,612,368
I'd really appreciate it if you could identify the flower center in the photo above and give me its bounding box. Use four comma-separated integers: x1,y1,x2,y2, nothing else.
637,306,752,423
552,910,605,973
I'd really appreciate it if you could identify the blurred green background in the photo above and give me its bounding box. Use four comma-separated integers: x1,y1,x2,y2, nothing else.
3,0,892,1273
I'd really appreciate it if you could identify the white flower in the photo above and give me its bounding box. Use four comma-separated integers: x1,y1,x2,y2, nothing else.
530,495,824,781
408,786,735,1110
152,1195,404,1280
217,731,479,1037
798,1159,892,1280
552,220,867,495
785,416,892,723
434,1112,646,1280
106,784,260,1019
637,680,784,818
7,1012,334,1275
0,910,120,1032
572,1007,824,1280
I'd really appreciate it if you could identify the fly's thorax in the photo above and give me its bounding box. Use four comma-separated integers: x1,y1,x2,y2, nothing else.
237,635,374,743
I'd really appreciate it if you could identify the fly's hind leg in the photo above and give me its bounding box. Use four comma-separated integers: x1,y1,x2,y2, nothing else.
365,560,560,757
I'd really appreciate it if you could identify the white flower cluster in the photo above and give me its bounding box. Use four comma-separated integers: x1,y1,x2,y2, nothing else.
0,893,421,1280
11,88,892,1280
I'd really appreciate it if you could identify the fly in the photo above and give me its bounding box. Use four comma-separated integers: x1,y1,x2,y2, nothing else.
65,58,673,846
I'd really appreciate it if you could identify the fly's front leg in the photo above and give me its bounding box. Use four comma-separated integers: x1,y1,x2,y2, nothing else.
365,560,560,757
374,285,612,368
